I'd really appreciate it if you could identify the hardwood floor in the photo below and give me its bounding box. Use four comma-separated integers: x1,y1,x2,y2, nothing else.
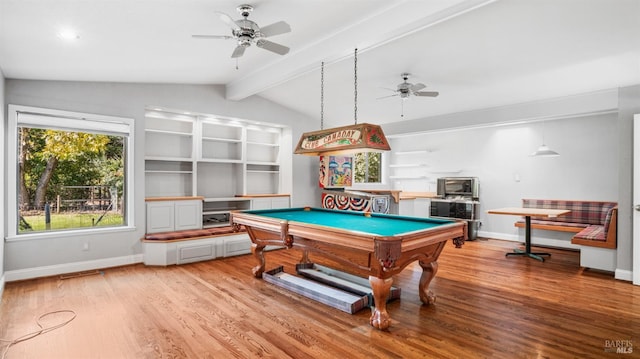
1,238,639,358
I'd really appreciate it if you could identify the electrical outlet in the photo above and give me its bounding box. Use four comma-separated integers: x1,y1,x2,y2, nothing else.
83,242,89,251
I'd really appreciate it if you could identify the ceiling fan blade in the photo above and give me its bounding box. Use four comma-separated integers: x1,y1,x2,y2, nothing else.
410,83,426,92
231,45,246,58
381,87,398,93
376,94,399,100
256,39,290,55
214,11,241,31
414,91,439,97
192,34,233,40
260,21,291,37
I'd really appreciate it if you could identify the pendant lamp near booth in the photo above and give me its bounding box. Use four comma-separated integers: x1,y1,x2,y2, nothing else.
294,48,391,156
531,121,559,157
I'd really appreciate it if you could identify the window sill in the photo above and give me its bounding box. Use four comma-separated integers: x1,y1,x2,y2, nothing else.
5,225,138,242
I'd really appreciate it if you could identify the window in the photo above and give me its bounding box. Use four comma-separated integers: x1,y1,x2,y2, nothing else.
354,152,382,183
8,105,134,238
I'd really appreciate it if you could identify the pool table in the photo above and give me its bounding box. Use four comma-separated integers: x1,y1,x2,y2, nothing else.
231,207,467,330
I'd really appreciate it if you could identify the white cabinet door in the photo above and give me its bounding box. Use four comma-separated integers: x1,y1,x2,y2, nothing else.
146,201,175,233
251,196,291,210
175,200,203,231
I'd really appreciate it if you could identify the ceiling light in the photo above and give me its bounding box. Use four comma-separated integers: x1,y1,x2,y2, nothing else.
531,144,559,157
530,121,559,157
58,29,79,41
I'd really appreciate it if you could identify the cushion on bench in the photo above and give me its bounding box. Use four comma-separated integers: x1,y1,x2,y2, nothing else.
522,199,616,225
144,226,246,241
574,225,606,242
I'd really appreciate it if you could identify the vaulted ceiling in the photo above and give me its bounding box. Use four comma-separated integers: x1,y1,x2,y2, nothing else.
1,0,638,128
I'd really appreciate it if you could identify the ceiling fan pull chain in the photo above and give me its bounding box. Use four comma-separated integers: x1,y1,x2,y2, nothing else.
354,48,358,125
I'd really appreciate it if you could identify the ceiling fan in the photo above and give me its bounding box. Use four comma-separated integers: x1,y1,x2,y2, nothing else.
192,4,291,58
379,73,439,100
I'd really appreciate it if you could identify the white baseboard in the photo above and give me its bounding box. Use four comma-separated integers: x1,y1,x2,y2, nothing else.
4,254,144,282
0,273,5,302
615,269,633,282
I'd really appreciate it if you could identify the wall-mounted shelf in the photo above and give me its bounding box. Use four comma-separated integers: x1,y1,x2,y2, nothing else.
389,175,429,180
429,169,462,174
389,163,429,168
393,150,430,155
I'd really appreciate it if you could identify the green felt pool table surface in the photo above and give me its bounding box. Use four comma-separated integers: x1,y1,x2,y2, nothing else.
243,207,455,237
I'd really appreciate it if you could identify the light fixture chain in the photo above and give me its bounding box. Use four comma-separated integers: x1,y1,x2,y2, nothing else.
320,61,324,130
354,48,358,124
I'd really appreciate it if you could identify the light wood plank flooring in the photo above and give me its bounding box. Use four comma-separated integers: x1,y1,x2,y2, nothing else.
1,238,639,358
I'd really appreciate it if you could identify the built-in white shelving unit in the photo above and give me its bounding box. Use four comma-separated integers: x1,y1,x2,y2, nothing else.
144,108,291,230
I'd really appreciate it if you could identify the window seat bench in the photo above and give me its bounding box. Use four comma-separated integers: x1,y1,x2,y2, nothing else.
513,199,617,271
143,226,246,242
142,226,255,266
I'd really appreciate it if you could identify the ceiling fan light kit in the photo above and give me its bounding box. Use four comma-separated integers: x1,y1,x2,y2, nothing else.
379,73,439,100
192,4,291,58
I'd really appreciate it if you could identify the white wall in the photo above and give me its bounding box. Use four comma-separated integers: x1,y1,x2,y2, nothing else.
4,80,321,279
387,112,618,248
617,85,640,276
0,70,5,296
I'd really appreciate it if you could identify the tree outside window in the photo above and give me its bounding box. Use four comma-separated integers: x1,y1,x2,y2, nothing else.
17,128,125,233
354,152,381,183
8,105,133,238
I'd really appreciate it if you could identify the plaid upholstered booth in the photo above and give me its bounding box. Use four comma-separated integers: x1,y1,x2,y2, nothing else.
514,199,617,249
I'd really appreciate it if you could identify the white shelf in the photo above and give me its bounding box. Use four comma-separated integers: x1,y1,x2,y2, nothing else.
247,161,279,166
247,141,279,147
198,158,243,164
394,150,430,155
247,170,280,174
429,169,462,174
145,128,192,137
145,170,193,174
203,197,250,202
202,137,242,143
145,156,193,162
389,175,429,180
389,163,428,168
203,210,235,215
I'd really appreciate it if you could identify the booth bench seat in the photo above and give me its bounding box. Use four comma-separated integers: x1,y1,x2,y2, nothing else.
513,199,617,271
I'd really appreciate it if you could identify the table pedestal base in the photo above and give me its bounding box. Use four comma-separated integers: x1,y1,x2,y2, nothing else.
506,248,551,262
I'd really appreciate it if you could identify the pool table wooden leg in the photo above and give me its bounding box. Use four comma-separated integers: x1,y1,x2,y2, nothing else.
369,276,393,330
251,243,266,278
418,260,438,305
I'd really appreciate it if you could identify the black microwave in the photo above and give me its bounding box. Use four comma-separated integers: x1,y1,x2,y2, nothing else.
430,199,479,220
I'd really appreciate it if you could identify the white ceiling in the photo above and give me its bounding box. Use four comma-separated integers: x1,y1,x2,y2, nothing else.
1,0,639,128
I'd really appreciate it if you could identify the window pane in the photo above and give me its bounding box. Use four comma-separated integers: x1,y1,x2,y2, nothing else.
354,152,382,183
17,127,125,234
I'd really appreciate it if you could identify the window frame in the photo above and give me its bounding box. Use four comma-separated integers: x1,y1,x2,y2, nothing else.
7,104,135,240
